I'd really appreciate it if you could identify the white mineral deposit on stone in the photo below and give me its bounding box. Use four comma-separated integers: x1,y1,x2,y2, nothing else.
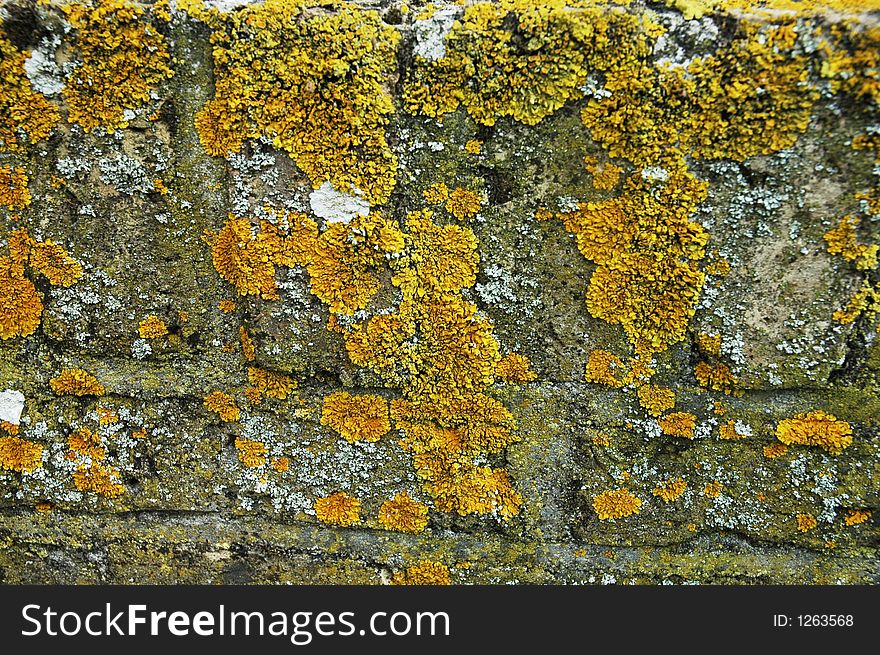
0,390,25,426
412,6,461,61
308,182,370,224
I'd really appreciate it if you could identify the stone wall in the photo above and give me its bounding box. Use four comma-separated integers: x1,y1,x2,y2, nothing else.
0,0,877,584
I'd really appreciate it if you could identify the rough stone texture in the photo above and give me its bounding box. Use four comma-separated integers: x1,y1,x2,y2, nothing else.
0,0,878,584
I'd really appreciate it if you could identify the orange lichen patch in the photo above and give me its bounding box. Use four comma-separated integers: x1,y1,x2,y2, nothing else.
592,432,611,447
234,437,267,468
218,299,236,313
244,387,262,405
321,392,390,443
796,513,818,533
271,456,289,473
0,166,30,209
131,428,147,439
844,509,872,526
0,37,59,153
73,462,124,498
35,502,52,513
776,410,853,455
423,182,450,205
62,0,173,132
719,420,747,441
637,385,676,417
445,188,483,220
0,256,43,339
703,481,723,498
704,253,731,277
153,178,169,195
50,369,105,396
0,435,43,473
658,412,697,439
0,421,19,435
378,491,429,533
314,491,361,527
67,427,105,461
824,215,878,270
694,361,740,396
763,443,789,459
239,325,255,362
207,214,317,301
306,214,403,315
203,391,240,422
583,156,622,191
653,478,687,503
464,139,482,155
593,488,642,520
392,561,451,586
138,315,168,339
585,349,627,388
247,367,295,400
495,353,537,384
192,1,399,204
97,406,119,425
27,240,84,288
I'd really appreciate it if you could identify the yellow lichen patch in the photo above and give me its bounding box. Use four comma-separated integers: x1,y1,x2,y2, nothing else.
637,385,675,417
234,437,267,468
703,481,723,498
28,241,84,288
422,182,449,205
239,325,256,362
378,491,429,533
583,156,622,191
0,435,43,473
271,457,289,473
445,188,483,220
592,488,642,520
321,392,390,443
776,410,853,455
696,333,721,357
495,353,537,384
719,420,747,441
658,412,697,439
824,215,878,270
247,367,295,400
833,280,880,325
391,210,477,299
592,432,611,447
314,491,361,527
464,139,482,155
796,513,818,533
391,561,451,586
0,256,43,339
0,37,59,152
138,315,167,339
694,361,739,396
0,421,18,435
585,349,627,388
652,478,687,503
73,462,125,498
218,299,236,313
50,369,105,396
405,1,659,127
192,0,399,204
844,509,871,526
0,166,30,209
763,443,789,459
203,391,240,422
63,0,173,132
